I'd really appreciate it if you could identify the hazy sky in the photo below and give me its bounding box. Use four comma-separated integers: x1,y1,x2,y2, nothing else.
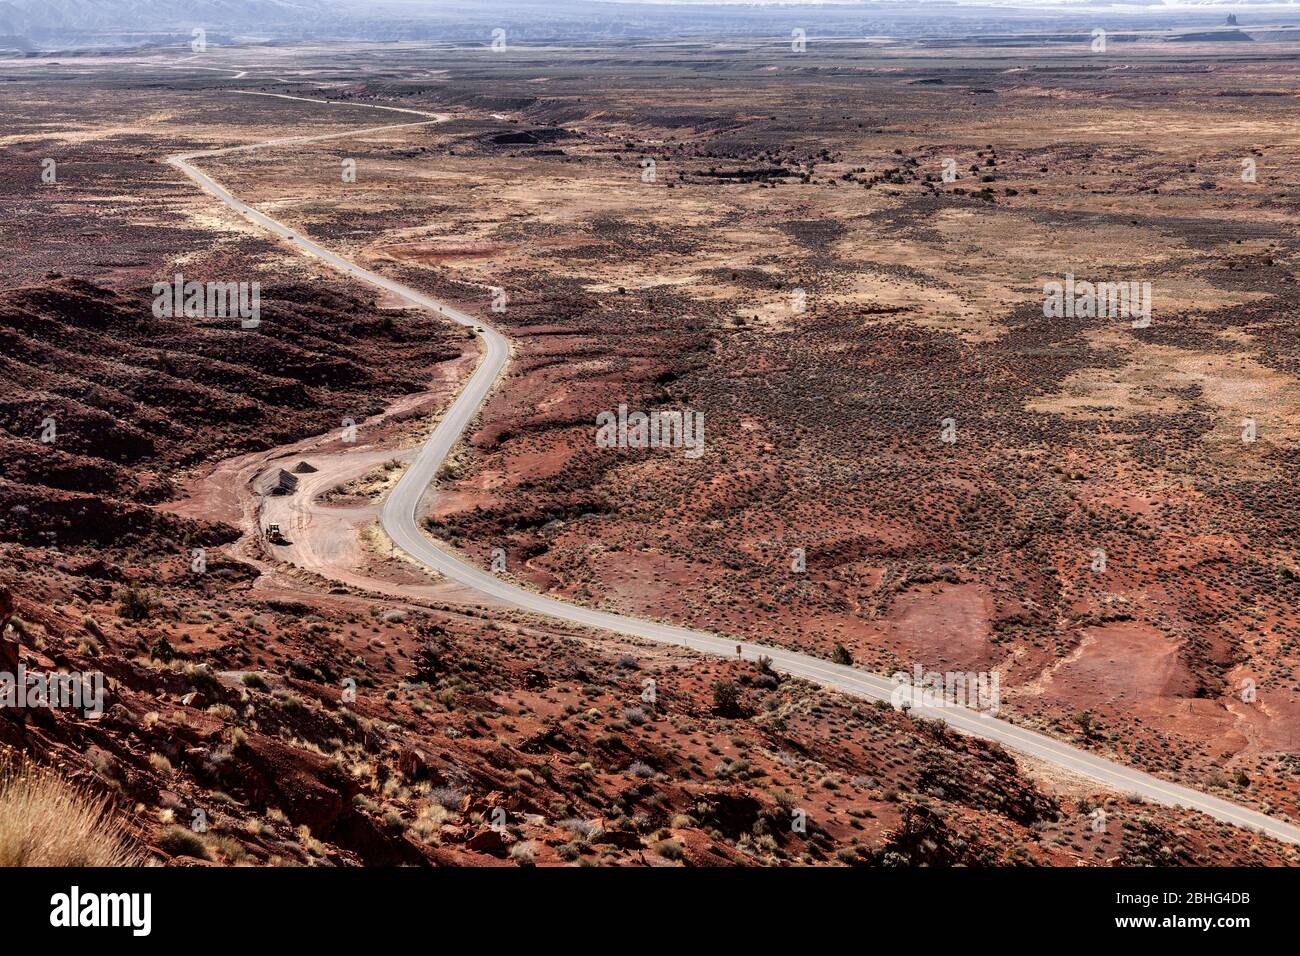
4,0,1288,53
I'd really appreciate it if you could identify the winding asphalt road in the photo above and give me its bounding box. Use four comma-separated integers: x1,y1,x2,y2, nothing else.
171,93,1300,846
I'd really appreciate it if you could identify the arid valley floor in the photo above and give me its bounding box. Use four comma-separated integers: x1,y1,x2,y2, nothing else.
3,31,1300,867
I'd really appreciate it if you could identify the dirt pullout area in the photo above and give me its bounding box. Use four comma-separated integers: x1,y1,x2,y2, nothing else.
162,345,494,607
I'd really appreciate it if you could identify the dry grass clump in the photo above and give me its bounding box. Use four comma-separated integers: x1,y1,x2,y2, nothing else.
0,750,144,867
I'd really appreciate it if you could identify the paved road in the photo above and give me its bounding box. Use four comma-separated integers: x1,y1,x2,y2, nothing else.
171,95,1300,846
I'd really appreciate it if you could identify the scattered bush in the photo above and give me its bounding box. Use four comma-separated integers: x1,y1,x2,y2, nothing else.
654,837,684,860
428,787,465,809
116,588,153,623
148,636,176,663
509,841,536,866
712,680,741,714
157,824,210,860
147,753,173,775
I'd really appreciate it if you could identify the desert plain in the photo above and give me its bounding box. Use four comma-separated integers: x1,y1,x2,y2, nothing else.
2,28,1299,866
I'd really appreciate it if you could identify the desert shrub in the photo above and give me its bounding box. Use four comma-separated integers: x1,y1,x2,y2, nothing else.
296,825,326,856
509,841,536,866
0,754,143,866
832,644,853,666
411,638,446,681
428,786,465,809
206,834,247,864
561,818,603,843
654,837,684,860
178,663,220,694
116,588,153,623
275,693,305,714
712,680,741,714
755,656,780,688
157,825,209,860
147,753,173,775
